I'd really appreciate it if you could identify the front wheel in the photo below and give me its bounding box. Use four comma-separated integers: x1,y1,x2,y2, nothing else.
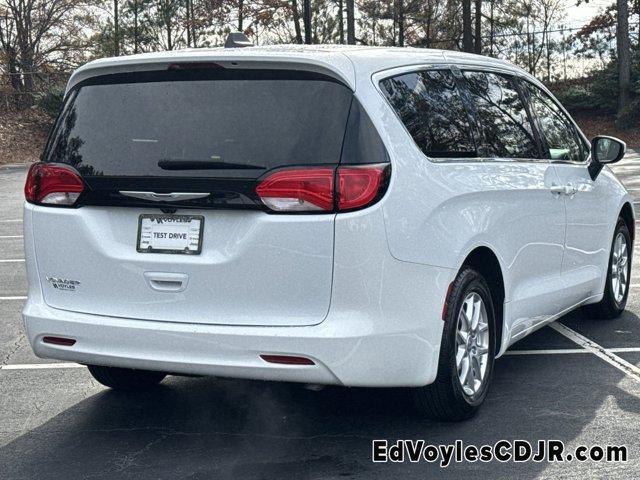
412,266,496,421
583,218,632,319
87,365,166,391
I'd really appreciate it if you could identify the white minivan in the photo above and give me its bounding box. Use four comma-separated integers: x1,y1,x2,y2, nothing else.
23,43,634,421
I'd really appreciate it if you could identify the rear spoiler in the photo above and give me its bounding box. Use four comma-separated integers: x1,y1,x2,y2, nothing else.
66,51,355,94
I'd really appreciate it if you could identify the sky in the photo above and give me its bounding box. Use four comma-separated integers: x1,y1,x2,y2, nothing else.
566,0,613,26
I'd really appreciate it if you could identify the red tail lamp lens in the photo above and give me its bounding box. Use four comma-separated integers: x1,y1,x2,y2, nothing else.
255,168,334,212
337,165,386,211
256,164,388,213
25,163,84,206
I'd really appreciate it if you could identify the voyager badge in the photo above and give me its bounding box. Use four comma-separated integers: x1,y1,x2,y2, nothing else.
46,277,80,291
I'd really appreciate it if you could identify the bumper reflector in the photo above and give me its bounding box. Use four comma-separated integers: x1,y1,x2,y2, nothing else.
260,355,315,365
42,336,76,346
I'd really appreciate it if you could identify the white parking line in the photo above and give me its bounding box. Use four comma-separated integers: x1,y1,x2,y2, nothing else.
506,346,640,355
549,322,640,382
505,348,588,355
0,219,22,223
0,296,26,300
0,259,24,263
610,347,640,353
0,363,83,370
0,235,23,239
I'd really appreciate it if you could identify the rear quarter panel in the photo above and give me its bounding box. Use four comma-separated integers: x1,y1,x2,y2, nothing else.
356,77,564,306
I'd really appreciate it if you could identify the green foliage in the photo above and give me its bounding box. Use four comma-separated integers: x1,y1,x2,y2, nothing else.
553,50,640,124
35,89,65,119
615,100,640,130
554,85,599,112
588,65,620,113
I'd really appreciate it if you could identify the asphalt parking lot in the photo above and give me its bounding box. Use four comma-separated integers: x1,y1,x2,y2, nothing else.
2,154,640,479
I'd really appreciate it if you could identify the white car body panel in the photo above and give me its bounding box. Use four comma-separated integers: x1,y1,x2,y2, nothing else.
30,205,335,326
23,45,635,387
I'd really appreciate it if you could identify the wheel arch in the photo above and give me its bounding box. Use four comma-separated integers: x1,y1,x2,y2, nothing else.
461,247,506,357
619,202,635,243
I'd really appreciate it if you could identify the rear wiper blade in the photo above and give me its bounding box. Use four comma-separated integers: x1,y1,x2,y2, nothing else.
158,160,266,170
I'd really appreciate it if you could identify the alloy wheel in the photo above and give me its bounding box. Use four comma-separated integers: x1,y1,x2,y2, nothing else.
611,232,629,304
455,292,490,397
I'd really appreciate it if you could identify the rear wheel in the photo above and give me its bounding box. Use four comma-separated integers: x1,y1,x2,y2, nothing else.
413,267,496,421
87,365,166,391
583,218,631,319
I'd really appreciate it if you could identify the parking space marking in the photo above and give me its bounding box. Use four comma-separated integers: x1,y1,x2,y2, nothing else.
0,296,26,300
0,363,83,370
505,348,588,355
506,346,640,355
0,219,22,223
0,259,24,263
0,235,23,239
550,322,640,382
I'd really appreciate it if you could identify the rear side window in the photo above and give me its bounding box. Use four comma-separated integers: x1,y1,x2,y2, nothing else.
44,69,353,178
461,71,539,159
379,70,476,158
522,81,587,162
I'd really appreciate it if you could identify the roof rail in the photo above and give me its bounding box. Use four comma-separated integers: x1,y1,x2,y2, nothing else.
225,32,253,49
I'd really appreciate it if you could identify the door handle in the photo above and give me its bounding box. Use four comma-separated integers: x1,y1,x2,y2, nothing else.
550,184,576,196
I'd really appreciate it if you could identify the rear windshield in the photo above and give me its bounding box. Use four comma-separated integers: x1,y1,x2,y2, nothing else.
44,69,353,178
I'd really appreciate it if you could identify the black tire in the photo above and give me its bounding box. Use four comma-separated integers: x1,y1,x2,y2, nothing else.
412,266,496,421
87,365,166,391
583,218,632,320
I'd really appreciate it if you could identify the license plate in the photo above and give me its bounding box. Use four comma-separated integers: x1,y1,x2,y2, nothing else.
137,215,204,254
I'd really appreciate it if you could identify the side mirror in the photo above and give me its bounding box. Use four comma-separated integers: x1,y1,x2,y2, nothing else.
588,135,626,180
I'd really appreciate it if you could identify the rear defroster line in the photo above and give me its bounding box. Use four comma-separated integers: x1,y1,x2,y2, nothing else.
549,322,640,383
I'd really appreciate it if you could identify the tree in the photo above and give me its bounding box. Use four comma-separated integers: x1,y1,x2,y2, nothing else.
0,0,89,107
303,0,311,43
114,0,120,55
126,0,142,52
395,0,404,46
617,0,631,111
463,0,473,52
337,0,344,43
291,0,303,43
153,0,184,50
474,0,481,53
346,0,354,43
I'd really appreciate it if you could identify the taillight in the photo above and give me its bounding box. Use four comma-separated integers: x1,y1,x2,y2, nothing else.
255,168,334,212
256,164,388,213
337,165,386,211
25,163,84,206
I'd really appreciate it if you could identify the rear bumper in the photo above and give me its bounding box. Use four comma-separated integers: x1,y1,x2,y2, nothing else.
25,295,444,387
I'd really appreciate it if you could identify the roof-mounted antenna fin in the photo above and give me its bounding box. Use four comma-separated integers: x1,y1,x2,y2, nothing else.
225,32,254,49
